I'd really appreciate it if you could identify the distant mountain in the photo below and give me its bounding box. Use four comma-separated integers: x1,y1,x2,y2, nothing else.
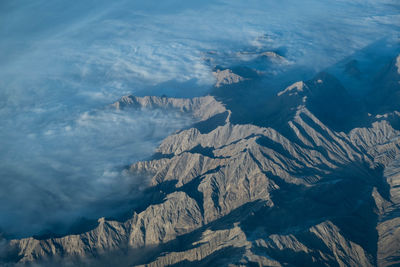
211,69,367,133
1,49,400,266
366,54,400,114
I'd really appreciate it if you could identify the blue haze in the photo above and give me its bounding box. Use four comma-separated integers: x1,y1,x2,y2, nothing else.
0,0,399,237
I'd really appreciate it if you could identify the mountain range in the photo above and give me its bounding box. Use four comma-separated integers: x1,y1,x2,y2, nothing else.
1,41,400,267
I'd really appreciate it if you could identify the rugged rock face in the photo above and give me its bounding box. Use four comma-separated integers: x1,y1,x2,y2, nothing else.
111,95,227,122
2,54,400,266
212,69,246,88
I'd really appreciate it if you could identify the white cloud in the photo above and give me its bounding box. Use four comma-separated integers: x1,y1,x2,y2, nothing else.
0,106,194,237
0,0,398,238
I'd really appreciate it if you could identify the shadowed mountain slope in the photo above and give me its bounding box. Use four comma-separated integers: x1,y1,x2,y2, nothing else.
2,50,400,267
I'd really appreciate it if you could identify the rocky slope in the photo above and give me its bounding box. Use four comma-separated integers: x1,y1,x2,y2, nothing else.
2,52,400,266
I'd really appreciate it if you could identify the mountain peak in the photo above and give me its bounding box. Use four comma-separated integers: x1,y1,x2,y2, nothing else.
277,81,306,96
212,69,246,88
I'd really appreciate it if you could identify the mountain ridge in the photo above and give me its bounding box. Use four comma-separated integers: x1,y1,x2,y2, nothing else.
2,51,400,266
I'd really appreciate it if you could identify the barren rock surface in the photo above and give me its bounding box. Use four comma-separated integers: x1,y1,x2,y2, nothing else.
212,69,246,88
2,55,400,267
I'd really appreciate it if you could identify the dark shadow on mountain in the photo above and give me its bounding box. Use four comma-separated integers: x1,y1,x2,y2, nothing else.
169,246,246,267
365,55,400,114
14,157,390,266
211,40,400,133
210,65,315,130
325,37,400,97
211,70,369,133
151,151,174,160
240,161,389,265
192,111,229,134
324,37,400,115
304,72,370,132
252,241,339,267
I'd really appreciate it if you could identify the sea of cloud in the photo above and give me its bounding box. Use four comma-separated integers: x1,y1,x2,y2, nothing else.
0,0,398,238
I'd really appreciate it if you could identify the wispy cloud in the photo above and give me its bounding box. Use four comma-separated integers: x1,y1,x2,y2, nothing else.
0,107,193,237
0,0,398,237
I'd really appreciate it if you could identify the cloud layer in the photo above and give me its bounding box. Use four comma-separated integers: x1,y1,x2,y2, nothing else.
0,0,399,237
0,107,193,237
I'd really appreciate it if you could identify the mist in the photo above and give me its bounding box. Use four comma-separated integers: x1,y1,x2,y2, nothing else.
0,107,193,237
0,0,399,238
